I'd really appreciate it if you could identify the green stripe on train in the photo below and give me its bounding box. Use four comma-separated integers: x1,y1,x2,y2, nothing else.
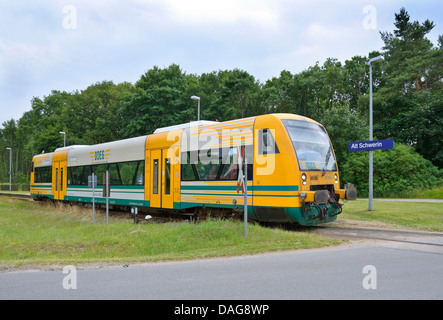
64,196,149,207
181,185,299,191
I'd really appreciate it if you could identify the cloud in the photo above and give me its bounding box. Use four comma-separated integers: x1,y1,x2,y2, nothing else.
0,39,63,67
0,0,442,126
161,0,279,29
305,23,344,41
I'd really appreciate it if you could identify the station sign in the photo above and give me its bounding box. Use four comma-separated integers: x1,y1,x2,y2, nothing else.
349,139,394,152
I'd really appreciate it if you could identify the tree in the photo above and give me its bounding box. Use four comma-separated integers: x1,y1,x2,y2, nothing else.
340,144,442,197
217,69,260,119
380,7,442,94
343,56,366,111
118,64,193,138
69,81,134,144
0,119,18,183
318,105,368,167
260,70,298,115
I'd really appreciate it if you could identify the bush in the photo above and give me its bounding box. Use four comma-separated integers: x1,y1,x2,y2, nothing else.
340,144,442,198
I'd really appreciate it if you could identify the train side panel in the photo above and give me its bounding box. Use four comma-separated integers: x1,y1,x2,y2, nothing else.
252,114,301,221
64,137,148,207
145,129,182,210
178,117,255,211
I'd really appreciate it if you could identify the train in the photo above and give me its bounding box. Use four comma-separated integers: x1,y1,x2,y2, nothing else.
30,113,357,226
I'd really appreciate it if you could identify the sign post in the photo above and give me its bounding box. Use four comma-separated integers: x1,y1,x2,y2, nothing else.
88,174,97,224
237,146,247,237
106,171,109,224
348,139,394,211
103,171,110,224
244,157,248,237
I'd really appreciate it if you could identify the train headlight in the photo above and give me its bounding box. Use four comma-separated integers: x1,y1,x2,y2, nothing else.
301,173,307,185
334,173,338,184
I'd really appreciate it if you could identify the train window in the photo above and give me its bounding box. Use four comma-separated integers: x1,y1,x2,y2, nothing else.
181,152,198,181
282,120,337,171
134,161,144,185
194,149,221,181
219,146,253,181
67,166,88,185
60,168,63,191
220,148,238,180
195,162,220,181
108,163,122,185
55,168,59,191
82,166,92,185
120,161,144,185
153,159,159,194
34,166,52,183
92,164,107,185
258,129,279,155
165,158,171,195
180,147,253,181
67,161,144,186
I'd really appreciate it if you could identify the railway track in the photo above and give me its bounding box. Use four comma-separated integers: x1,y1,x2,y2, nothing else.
0,192,33,201
309,223,443,255
0,192,195,223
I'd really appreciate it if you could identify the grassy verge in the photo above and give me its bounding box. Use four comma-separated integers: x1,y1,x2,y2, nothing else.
399,185,443,199
340,200,443,232
0,197,341,268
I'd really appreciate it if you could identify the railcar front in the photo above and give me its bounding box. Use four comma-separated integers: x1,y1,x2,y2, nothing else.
31,153,54,200
269,114,356,225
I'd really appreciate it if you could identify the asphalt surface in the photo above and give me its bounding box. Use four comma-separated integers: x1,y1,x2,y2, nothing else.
1,193,442,301
1,232,443,300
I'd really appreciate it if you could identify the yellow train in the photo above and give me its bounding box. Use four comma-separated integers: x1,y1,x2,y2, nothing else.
30,114,356,225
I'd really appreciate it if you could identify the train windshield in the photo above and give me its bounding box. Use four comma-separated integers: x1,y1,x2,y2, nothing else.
282,120,337,172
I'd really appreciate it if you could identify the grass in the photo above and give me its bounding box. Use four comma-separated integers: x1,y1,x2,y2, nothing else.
0,197,341,268
399,185,443,200
340,200,443,232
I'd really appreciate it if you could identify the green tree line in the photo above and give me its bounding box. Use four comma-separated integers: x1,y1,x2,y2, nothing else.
1,8,442,197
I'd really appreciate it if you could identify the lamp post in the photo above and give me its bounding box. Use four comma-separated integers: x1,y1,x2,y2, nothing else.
6,147,11,191
191,96,201,122
59,131,66,147
367,55,384,211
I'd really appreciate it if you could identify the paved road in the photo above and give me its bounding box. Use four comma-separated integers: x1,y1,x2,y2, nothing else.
1,238,443,300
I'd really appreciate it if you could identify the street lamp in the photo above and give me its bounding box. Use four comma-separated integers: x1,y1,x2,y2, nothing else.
6,147,11,191
367,55,384,211
191,96,201,122
59,131,66,147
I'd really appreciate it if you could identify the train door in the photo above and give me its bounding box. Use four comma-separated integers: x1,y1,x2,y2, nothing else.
161,149,173,209
150,149,174,209
52,160,67,200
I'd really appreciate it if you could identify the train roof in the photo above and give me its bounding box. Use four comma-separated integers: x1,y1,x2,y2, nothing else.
153,120,218,134
67,136,148,167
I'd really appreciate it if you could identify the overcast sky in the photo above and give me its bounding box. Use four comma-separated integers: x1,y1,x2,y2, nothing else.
0,0,442,127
